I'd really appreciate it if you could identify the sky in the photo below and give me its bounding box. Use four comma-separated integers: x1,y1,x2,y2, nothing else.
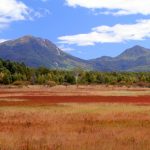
1,0,150,60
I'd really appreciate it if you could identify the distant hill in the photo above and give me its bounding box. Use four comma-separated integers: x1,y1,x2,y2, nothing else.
0,35,150,71
91,45,150,71
117,45,150,60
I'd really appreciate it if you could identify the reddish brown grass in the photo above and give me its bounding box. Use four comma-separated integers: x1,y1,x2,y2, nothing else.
0,96,150,106
0,86,150,149
0,104,150,150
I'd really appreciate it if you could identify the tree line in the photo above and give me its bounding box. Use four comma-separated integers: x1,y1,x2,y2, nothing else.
0,59,150,87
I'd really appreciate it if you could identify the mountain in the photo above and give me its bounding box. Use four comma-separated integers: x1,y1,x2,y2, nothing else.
0,35,150,71
0,35,91,69
91,45,150,71
117,45,150,60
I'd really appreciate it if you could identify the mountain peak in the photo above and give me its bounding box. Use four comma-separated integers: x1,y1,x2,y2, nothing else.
117,45,150,60
0,35,88,69
21,35,35,39
131,45,144,49
18,35,46,43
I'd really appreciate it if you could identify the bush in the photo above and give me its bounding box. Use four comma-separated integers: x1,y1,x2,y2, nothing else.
13,81,30,86
46,81,57,87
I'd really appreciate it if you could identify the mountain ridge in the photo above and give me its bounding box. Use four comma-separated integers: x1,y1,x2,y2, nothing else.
0,35,150,71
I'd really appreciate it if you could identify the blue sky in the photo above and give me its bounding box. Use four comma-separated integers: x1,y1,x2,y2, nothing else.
1,0,150,59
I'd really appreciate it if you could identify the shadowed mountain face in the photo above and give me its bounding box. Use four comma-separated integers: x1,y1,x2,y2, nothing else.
0,35,150,71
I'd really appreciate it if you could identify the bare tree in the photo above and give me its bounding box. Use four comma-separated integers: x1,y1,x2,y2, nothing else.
72,67,83,88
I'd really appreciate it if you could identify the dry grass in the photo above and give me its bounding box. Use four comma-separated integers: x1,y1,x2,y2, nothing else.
0,103,150,150
1,85,150,96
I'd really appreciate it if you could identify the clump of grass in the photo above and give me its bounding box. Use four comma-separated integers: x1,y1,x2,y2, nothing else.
46,81,57,87
12,81,30,87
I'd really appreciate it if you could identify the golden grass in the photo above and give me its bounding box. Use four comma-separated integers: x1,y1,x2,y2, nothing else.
0,103,150,150
0,98,27,102
1,85,150,96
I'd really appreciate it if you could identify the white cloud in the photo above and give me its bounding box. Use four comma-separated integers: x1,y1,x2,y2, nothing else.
0,39,8,43
0,0,48,31
58,44,74,51
58,19,150,46
0,0,30,26
65,0,150,15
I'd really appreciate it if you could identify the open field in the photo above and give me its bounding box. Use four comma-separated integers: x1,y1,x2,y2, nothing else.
0,85,150,150
0,104,150,150
1,85,150,97
0,85,150,106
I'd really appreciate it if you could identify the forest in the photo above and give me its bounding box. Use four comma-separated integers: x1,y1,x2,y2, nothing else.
0,59,150,87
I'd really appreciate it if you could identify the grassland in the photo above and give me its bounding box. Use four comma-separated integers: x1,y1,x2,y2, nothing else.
0,103,150,150
0,85,150,150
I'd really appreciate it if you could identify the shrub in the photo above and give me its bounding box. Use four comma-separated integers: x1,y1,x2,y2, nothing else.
13,81,30,87
46,81,57,87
